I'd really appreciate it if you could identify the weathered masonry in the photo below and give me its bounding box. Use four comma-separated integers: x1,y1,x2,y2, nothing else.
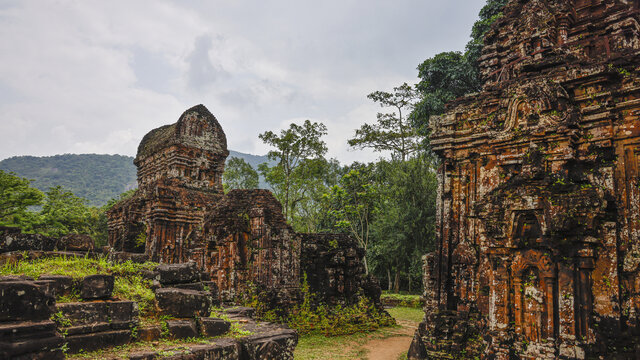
409,0,640,359
107,104,378,307
107,104,227,265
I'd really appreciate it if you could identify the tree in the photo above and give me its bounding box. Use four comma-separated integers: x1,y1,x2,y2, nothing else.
0,170,43,226
258,120,328,221
36,186,92,237
323,166,378,274
223,157,259,191
349,83,421,161
369,154,437,292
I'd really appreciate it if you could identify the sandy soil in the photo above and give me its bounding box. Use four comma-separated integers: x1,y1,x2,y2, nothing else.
364,319,417,360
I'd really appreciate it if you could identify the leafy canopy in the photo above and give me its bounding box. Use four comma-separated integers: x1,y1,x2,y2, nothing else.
0,170,44,225
258,120,328,221
223,157,259,191
349,83,421,161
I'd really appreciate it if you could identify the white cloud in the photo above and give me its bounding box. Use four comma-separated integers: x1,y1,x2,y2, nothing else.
0,0,485,164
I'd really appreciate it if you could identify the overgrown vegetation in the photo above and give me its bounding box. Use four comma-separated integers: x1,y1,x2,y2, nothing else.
0,255,158,316
294,306,423,360
380,292,422,309
243,276,395,336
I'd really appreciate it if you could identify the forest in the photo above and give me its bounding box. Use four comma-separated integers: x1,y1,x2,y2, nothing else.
0,0,506,294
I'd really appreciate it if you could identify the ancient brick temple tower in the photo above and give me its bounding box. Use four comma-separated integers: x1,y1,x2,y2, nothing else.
409,0,640,359
107,104,228,264
107,104,378,307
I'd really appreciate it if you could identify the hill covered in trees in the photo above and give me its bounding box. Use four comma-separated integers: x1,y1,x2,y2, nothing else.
0,151,269,206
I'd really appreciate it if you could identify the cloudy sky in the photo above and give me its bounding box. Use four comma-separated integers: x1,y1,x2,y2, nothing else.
0,0,484,164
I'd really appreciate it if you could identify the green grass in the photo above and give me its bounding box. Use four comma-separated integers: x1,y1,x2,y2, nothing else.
386,306,424,323
0,255,158,316
294,306,423,360
380,292,422,308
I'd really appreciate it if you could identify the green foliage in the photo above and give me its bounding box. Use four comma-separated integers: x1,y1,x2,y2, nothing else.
369,154,437,292
223,157,259,191
1,255,158,317
380,292,422,308
258,120,329,222
349,83,422,161
287,296,395,336
0,154,137,207
245,275,394,337
322,167,378,273
33,186,93,237
0,170,44,227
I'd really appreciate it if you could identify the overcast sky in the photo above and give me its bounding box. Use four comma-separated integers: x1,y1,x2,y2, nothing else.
0,0,484,164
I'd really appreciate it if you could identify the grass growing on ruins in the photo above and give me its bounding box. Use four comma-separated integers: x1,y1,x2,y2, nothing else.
286,297,395,336
245,277,395,336
0,255,158,316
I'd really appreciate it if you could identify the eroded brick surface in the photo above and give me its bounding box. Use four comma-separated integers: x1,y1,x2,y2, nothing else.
107,104,228,264
409,1,640,359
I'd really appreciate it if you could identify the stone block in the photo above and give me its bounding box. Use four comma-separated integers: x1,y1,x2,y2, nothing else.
224,306,255,319
155,288,211,318
56,302,110,325
198,317,231,337
65,329,132,353
57,234,95,252
38,275,74,298
0,320,64,359
240,327,298,360
0,227,56,253
108,301,139,328
80,274,114,299
172,282,204,291
166,319,198,339
156,262,199,285
136,325,161,342
0,281,54,321
110,251,150,264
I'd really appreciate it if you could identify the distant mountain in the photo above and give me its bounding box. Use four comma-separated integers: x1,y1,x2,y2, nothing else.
0,151,271,207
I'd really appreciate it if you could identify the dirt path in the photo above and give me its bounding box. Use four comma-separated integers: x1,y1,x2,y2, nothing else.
363,319,417,360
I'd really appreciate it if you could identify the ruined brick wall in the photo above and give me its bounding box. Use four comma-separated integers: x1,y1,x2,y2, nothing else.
301,233,381,306
107,104,228,264
410,1,640,359
202,189,301,303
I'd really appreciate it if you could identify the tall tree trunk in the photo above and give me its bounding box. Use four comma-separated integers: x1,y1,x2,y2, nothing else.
394,271,400,293
408,273,412,293
363,255,369,275
387,268,392,291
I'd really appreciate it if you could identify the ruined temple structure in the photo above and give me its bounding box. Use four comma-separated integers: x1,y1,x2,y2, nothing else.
107,104,377,307
409,0,640,359
202,189,301,303
107,104,228,264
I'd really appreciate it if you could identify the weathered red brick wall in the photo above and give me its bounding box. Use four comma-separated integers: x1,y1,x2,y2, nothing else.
202,189,301,303
410,1,640,359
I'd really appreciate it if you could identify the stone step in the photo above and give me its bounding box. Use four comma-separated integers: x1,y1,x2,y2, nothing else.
155,288,211,318
65,329,132,353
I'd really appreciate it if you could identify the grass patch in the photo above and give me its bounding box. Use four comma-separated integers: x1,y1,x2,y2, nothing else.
386,306,424,323
295,306,422,360
66,338,213,360
0,255,158,316
380,292,422,308
244,275,395,336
